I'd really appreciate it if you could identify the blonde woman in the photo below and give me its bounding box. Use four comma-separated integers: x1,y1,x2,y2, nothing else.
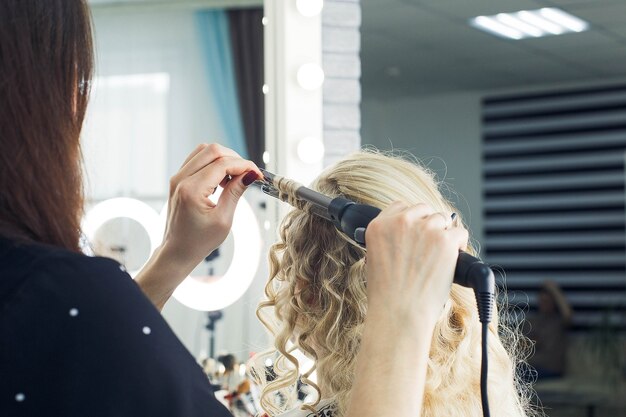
253,150,533,417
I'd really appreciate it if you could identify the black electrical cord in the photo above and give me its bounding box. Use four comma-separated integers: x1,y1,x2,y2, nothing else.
481,322,491,417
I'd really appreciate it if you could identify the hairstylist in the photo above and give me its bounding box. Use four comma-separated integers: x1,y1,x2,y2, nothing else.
0,1,465,416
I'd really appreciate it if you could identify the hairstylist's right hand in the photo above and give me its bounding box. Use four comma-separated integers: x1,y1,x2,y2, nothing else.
347,202,469,417
136,143,261,309
364,202,469,329
162,143,261,269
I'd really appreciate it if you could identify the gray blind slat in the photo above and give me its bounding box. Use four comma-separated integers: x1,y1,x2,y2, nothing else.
485,172,624,193
485,212,624,230
484,152,624,175
569,313,626,327
488,253,625,268
485,110,626,137
486,232,625,248
484,90,626,118
498,273,626,288
485,191,624,211
507,291,626,307
484,131,626,156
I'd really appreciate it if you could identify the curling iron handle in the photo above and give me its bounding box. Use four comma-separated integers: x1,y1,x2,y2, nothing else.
329,198,494,295
454,252,495,295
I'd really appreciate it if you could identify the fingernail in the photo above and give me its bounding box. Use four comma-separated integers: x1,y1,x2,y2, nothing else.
242,171,259,186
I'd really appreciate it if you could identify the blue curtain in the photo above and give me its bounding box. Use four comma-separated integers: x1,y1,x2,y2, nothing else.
195,10,247,158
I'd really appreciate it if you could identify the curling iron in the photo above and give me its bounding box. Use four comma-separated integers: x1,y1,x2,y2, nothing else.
254,168,495,324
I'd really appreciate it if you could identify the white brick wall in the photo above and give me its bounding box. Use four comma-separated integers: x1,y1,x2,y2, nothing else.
322,0,361,167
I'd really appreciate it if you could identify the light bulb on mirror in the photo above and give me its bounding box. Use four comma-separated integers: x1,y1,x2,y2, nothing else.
296,0,324,17
297,136,324,164
297,63,324,90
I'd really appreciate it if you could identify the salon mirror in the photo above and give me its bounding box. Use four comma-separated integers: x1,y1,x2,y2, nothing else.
82,4,626,415
360,2,626,415
84,0,269,359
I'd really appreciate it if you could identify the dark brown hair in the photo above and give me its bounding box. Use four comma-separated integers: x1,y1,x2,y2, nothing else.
0,0,93,251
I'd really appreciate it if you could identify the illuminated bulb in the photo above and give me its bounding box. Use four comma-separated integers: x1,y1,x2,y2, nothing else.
297,136,324,164
297,63,324,90
262,150,270,164
262,84,269,94
262,16,268,26
264,358,273,367
296,0,323,17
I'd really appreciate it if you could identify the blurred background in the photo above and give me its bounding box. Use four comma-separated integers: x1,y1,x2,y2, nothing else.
83,0,625,415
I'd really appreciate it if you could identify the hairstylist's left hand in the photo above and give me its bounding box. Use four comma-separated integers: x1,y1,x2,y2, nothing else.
136,143,262,309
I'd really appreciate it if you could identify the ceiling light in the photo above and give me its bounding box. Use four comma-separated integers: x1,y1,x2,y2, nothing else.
517,11,563,35
496,14,543,37
471,16,523,40
470,8,589,40
539,8,588,33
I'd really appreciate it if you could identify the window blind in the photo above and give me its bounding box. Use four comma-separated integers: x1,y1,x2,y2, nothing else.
483,85,626,331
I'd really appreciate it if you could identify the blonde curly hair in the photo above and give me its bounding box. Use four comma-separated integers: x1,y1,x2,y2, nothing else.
252,150,534,417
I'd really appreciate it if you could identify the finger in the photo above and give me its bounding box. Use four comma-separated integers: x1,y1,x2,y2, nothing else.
448,226,470,252
188,157,261,197
180,143,209,169
376,201,410,219
219,175,232,188
423,212,452,230
403,203,436,220
179,144,242,179
217,170,260,216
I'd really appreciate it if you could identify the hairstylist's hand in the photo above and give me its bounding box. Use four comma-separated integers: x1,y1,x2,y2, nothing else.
364,202,469,328
347,202,468,417
136,143,262,309
162,143,261,267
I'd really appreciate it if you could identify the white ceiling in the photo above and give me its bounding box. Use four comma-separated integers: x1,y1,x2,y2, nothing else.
361,0,626,99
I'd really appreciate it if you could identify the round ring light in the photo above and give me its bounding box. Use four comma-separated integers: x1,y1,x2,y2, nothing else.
82,197,162,276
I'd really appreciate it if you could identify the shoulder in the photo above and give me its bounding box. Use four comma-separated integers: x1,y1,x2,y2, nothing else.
0,236,146,314
0,237,162,352
0,238,229,416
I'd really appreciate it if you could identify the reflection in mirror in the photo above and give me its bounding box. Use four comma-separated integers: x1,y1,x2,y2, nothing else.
85,0,268,365
92,217,151,271
361,1,626,416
